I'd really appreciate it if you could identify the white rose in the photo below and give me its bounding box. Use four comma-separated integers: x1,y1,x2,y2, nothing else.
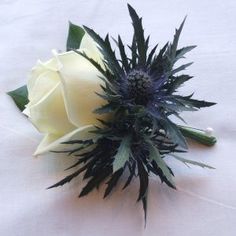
24,34,107,156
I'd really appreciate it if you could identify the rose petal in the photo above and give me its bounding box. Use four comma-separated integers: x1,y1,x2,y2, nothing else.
29,82,75,135
56,51,107,127
28,70,60,105
34,125,95,156
28,58,59,99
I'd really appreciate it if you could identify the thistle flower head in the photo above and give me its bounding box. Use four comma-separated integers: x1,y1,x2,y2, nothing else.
125,69,152,105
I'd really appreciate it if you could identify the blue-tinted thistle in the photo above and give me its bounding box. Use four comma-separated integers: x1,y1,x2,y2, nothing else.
79,4,215,150
51,4,216,222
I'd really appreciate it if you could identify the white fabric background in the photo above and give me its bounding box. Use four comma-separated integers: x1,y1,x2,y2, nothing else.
0,0,236,235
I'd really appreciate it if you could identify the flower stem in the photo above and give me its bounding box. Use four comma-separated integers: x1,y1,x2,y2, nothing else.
178,125,217,146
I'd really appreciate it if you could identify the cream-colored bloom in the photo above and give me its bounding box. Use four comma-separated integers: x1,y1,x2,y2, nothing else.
24,34,107,156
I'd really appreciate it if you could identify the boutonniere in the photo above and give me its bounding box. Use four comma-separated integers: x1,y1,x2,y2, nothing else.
8,4,216,222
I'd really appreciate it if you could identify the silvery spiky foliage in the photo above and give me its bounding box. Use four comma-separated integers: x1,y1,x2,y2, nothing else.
48,4,216,221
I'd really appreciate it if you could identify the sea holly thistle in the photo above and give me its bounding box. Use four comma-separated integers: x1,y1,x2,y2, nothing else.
47,4,216,221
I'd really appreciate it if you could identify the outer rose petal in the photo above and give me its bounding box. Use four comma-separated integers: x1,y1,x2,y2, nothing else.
34,125,95,156
29,82,75,135
56,51,107,127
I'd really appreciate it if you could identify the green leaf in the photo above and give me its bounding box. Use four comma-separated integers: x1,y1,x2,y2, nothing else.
175,45,196,62
171,17,186,61
79,167,111,197
174,95,216,108
150,42,168,72
66,22,85,51
123,162,136,189
95,92,121,103
168,75,193,93
170,62,193,75
128,4,147,66
47,162,89,189
118,35,129,72
159,100,197,113
170,154,215,169
104,169,123,198
146,43,158,65
156,42,169,61
137,160,149,201
113,136,131,173
142,193,148,225
83,26,123,76
148,141,176,188
7,85,29,112
129,35,138,68
162,118,188,149
93,103,116,114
